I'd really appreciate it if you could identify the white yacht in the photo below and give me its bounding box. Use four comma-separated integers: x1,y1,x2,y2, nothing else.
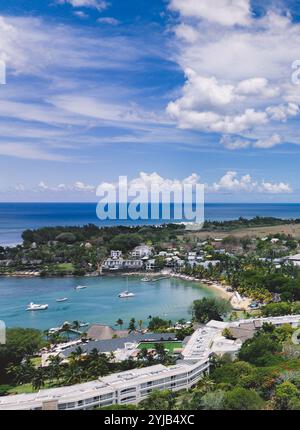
26,302,48,311
118,291,135,298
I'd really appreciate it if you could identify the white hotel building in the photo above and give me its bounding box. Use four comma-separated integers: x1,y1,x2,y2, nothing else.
0,360,210,410
1,314,300,410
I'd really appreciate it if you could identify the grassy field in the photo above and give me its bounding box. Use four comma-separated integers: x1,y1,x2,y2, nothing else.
186,223,300,240
138,341,183,352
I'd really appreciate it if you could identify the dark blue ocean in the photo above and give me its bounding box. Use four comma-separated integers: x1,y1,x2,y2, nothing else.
1,202,300,246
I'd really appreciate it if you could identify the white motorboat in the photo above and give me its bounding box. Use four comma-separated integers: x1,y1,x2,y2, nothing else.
26,302,48,311
56,297,68,302
118,291,135,298
141,277,151,282
75,285,87,290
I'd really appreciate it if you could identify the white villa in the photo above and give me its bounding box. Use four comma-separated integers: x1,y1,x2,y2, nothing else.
110,250,122,259
131,245,153,258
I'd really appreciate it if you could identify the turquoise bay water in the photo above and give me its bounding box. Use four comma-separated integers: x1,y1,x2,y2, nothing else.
0,276,217,330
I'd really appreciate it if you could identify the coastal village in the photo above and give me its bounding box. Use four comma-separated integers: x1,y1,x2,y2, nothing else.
2,221,300,409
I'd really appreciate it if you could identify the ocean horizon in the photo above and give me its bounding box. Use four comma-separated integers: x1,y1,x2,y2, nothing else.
1,202,300,246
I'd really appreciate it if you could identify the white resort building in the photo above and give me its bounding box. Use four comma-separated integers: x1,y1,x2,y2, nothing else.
1,314,300,410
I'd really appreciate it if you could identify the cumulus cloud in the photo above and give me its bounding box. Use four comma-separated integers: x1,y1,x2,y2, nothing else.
167,0,300,149
254,134,282,149
13,172,292,196
208,171,292,194
169,0,251,27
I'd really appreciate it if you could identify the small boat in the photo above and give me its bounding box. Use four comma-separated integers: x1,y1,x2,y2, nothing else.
141,277,151,282
118,291,135,298
56,297,68,302
75,285,87,290
26,302,48,311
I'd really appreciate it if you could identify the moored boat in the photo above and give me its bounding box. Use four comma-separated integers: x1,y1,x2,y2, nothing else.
75,285,87,290
26,302,48,311
118,290,135,298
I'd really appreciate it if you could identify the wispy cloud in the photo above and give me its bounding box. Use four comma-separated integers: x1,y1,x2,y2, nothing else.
56,0,109,11
97,17,120,25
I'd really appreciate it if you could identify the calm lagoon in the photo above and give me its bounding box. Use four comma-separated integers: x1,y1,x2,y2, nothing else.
0,276,218,330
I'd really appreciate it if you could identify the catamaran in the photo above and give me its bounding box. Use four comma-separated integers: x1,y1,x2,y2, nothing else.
26,302,48,311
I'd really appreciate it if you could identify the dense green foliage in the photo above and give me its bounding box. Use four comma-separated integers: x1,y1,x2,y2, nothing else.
0,328,43,384
192,297,231,323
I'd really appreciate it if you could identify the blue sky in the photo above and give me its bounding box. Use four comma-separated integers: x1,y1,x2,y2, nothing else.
0,0,300,202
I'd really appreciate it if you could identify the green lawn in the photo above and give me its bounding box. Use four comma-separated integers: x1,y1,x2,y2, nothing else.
138,341,183,352
55,263,75,272
7,380,56,395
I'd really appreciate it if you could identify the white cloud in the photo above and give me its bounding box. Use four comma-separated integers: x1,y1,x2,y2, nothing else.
36,181,95,193
73,11,89,19
0,15,141,77
266,103,299,121
167,1,300,149
169,0,251,27
208,171,292,194
57,0,109,10
99,171,292,196
97,172,201,194
220,133,283,150
236,77,279,98
11,172,292,197
220,135,252,150
73,181,95,191
258,181,292,194
97,17,120,26
0,142,70,161
38,181,49,190
254,134,282,149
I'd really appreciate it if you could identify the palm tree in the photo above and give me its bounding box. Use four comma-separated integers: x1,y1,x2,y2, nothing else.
48,355,63,383
32,368,45,391
63,362,83,385
196,376,215,395
154,343,167,362
115,318,124,330
48,332,62,347
128,318,136,333
137,320,143,331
